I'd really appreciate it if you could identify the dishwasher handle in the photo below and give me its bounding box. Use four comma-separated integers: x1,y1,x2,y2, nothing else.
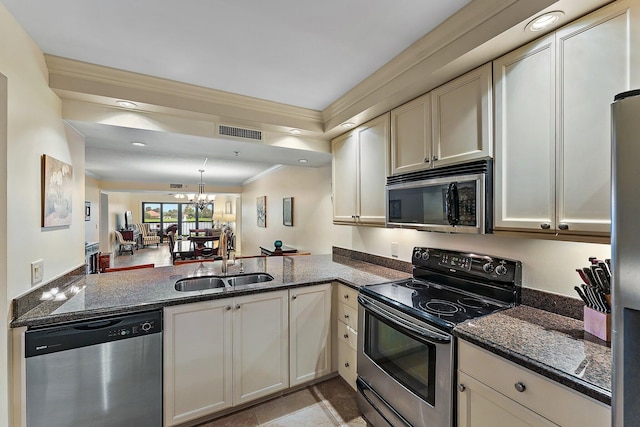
74,318,123,330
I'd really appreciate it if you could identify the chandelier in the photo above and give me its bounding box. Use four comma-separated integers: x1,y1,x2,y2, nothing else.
174,168,215,210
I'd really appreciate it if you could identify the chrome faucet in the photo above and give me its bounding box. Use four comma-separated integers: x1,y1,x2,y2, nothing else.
219,231,228,274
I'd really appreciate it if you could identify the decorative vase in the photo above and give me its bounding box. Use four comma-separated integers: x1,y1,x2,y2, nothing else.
274,240,283,248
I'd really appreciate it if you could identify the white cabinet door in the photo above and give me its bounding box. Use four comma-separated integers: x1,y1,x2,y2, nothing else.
493,35,556,232
357,114,389,225
289,284,332,387
390,93,432,175
233,290,289,405
431,63,493,167
332,114,389,225
164,300,233,427
555,2,634,235
332,131,358,223
457,371,558,427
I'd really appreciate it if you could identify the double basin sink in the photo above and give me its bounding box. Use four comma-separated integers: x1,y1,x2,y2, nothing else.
175,273,274,292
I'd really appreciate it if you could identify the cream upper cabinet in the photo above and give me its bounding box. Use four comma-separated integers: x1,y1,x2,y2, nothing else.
289,284,332,387
494,0,638,236
164,290,289,426
457,341,610,427
431,63,493,167
164,299,233,427
390,93,432,175
332,113,389,225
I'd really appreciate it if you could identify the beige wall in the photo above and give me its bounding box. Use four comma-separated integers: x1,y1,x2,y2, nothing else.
1,4,87,424
242,165,350,255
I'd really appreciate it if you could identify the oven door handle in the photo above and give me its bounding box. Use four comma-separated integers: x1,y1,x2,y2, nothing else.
356,377,412,427
358,296,451,344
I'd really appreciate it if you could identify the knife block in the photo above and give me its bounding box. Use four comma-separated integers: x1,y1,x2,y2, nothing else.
584,306,611,342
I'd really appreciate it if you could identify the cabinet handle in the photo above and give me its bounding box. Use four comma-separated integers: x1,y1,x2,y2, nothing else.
424,157,430,163
344,294,349,300
344,362,350,368
432,155,438,161
344,333,349,339
458,384,466,392
344,314,350,319
226,305,231,311
540,223,551,230
558,223,569,230
514,382,526,393
235,304,241,310
292,295,297,300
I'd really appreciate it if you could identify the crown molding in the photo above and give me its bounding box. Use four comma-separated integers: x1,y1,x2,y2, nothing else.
45,55,325,134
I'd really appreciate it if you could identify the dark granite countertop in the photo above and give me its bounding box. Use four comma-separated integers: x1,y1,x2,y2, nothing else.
454,305,611,405
11,254,411,328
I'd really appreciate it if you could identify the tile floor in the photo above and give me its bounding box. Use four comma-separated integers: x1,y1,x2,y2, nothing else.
194,377,368,427
112,242,174,268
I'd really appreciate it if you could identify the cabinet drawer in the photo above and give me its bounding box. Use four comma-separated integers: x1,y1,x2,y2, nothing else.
337,321,357,351
458,341,610,427
337,285,358,310
338,340,357,391
337,303,358,330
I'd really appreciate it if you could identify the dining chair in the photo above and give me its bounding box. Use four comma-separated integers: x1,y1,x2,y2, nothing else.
115,230,136,255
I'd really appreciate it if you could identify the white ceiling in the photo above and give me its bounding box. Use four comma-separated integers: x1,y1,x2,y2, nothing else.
1,0,472,189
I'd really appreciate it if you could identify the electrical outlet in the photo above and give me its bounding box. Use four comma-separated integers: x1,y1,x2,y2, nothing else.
391,242,399,258
31,259,44,285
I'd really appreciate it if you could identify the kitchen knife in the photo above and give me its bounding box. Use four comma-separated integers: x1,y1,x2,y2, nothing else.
592,288,611,313
581,284,596,309
585,285,606,312
582,267,599,290
574,285,590,306
597,261,611,282
594,267,611,294
576,269,591,286
590,265,606,292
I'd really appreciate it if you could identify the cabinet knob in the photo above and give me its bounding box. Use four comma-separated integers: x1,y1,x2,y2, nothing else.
344,314,350,319
514,382,526,393
424,157,430,163
558,223,569,230
292,295,297,300
458,384,466,392
344,362,350,368
540,223,551,230
344,294,349,300
344,333,349,339
226,305,231,311
235,304,241,310
432,155,438,161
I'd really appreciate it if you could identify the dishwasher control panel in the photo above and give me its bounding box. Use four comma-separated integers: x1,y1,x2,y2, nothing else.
25,310,162,357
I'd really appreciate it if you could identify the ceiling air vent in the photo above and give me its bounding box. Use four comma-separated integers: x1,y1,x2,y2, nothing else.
218,124,263,141
169,183,184,189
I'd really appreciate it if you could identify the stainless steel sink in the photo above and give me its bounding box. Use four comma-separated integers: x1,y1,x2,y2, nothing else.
175,276,227,292
174,273,274,291
226,273,274,287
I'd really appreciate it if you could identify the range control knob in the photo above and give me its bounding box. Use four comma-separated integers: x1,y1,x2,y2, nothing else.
495,264,508,276
414,250,422,260
141,322,153,332
421,251,430,261
482,262,494,273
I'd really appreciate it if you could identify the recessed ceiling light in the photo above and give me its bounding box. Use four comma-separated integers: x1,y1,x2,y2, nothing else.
131,142,147,147
525,11,564,32
342,122,355,128
298,159,308,163
116,100,137,108
289,129,302,135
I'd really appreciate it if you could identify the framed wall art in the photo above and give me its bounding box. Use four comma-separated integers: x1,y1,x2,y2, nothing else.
257,195,267,228
42,155,73,228
283,197,293,226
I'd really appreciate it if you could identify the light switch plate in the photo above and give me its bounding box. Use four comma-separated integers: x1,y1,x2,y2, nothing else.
391,242,399,258
31,259,44,285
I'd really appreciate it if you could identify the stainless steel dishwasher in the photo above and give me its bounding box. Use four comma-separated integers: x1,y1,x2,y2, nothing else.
25,310,162,427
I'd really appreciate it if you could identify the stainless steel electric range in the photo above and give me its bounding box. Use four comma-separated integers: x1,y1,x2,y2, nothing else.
357,247,522,427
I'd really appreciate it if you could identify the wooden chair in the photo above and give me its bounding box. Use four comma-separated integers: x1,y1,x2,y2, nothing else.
103,263,155,273
114,230,135,255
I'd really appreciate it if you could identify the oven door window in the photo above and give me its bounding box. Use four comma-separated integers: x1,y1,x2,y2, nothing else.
364,310,436,406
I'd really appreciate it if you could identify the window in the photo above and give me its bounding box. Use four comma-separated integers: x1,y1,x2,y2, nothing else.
142,202,214,236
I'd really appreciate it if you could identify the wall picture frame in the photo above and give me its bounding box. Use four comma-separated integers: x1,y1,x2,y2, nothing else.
283,197,293,226
42,154,73,228
257,195,267,228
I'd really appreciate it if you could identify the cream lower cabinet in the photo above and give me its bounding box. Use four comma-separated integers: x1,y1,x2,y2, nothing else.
332,113,389,225
494,0,639,237
457,341,610,427
335,284,359,390
164,290,288,427
289,284,332,387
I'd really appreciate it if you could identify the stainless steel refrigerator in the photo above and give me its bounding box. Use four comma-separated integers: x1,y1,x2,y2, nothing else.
612,88,640,426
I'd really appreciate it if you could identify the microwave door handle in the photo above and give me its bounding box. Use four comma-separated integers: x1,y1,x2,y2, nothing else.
446,182,459,226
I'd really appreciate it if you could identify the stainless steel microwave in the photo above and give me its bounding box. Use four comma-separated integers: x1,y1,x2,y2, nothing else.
385,160,493,234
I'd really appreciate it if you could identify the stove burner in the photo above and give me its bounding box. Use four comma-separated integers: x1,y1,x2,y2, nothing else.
419,299,466,316
457,297,488,309
405,281,429,290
